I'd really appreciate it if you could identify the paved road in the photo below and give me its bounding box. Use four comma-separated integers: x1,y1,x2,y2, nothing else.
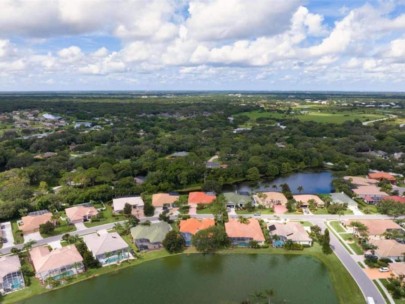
316,220,386,304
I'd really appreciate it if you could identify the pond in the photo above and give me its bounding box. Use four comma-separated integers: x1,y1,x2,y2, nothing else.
20,254,339,304
224,171,334,195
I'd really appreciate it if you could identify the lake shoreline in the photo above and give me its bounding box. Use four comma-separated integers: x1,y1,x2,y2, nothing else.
8,244,363,304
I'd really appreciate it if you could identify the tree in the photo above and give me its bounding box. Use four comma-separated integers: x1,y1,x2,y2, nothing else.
246,167,260,182
297,185,304,193
123,203,132,217
322,229,332,254
128,215,140,227
163,230,186,253
39,221,55,235
144,203,155,217
192,226,230,254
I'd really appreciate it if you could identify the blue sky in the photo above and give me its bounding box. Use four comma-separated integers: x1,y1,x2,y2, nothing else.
1,0,405,91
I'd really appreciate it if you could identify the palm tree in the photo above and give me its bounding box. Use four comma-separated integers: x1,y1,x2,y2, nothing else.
238,216,250,224
23,240,36,252
297,186,304,193
265,289,275,304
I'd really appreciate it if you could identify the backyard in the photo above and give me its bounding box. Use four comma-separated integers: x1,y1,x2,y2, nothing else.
84,205,126,228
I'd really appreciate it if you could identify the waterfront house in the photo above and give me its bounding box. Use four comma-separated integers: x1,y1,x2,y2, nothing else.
368,239,405,261
152,193,179,209
113,196,144,218
83,230,131,266
0,255,25,294
223,192,252,209
269,222,312,246
65,205,98,224
330,192,357,207
179,218,215,246
225,218,265,247
344,219,402,238
253,192,288,208
343,176,378,187
293,195,325,208
368,172,396,184
30,245,84,282
130,222,171,251
389,263,405,280
19,210,53,234
188,192,216,205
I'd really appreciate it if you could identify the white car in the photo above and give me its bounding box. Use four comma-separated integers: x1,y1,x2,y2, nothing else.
379,267,389,272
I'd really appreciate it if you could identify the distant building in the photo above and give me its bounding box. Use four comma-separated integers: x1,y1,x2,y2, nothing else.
352,185,388,204
169,151,189,158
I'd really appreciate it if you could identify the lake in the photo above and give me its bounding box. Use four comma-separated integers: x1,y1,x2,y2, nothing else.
20,254,339,304
224,171,334,195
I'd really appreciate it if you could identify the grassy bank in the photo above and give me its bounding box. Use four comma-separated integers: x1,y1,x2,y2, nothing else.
3,245,364,304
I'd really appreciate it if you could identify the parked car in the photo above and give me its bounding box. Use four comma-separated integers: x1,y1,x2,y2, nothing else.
254,212,261,216
379,267,389,272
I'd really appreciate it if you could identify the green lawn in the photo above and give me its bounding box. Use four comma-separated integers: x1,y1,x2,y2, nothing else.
348,242,364,255
11,221,24,244
236,110,385,125
3,244,364,304
235,209,273,215
40,220,76,238
297,221,313,227
84,205,126,228
312,208,353,215
380,279,405,304
340,233,354,241
329,221,346,233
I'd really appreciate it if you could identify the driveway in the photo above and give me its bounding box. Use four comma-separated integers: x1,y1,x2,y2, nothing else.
189,204,197,216
74,222,87,231
24,232,43,243
0,222,15,248
364,268,393,280
349,206,364,216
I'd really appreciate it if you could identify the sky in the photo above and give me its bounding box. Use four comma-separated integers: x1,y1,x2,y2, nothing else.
1,0,405,91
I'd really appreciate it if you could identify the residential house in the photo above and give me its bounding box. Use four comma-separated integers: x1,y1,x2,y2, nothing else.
390,263,405,280
269,222,312,246
113,196,144,218
83,230,131,266
368,172,396,184
343,176,378,187
253,192,288,208
152,193,179,210
223,192,252,209
0,255,25,294
368,239,405,261
330,192,357,207
352,185,388,204
130,222,171,251
188,192,216,205
30,245,84,282
344,219,403,239
19,210,53,234
383,196,405,204
179,218,215,246
65,205,98,224
293,195,325,208
225,218,265,247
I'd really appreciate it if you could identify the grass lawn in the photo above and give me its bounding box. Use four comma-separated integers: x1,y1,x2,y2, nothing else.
84,205,126,228
312,208,353,215
340,233,354,241
40,219,76,238
380,279,405,304
11,221,24,244
348,242,364,255
3,244,363,304
297,221,313,227
235,209,273,215
329,221,346,233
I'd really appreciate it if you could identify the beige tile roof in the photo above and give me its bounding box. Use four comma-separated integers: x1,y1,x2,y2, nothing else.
344,176,378,186
0,255,21,283
352,185,388,197
65,205,98,222
293,194,324,206
254,192,288,206
369,239,405,257
270,222,312,243
20,212,53,234
347,219,402,235
83,231,129,256
30,245,83,274
225,219,265,242
390,263,405,276
152,193,179,207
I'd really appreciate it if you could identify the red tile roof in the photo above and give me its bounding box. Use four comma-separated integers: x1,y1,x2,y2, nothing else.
383,196,405,204
368,172,396,181
179,218,215,235
225,218,265,242
188,192,216,204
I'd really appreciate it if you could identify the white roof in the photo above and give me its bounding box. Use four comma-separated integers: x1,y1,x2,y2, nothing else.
113,196,144,212
83,231,129,256
0,255,21,283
